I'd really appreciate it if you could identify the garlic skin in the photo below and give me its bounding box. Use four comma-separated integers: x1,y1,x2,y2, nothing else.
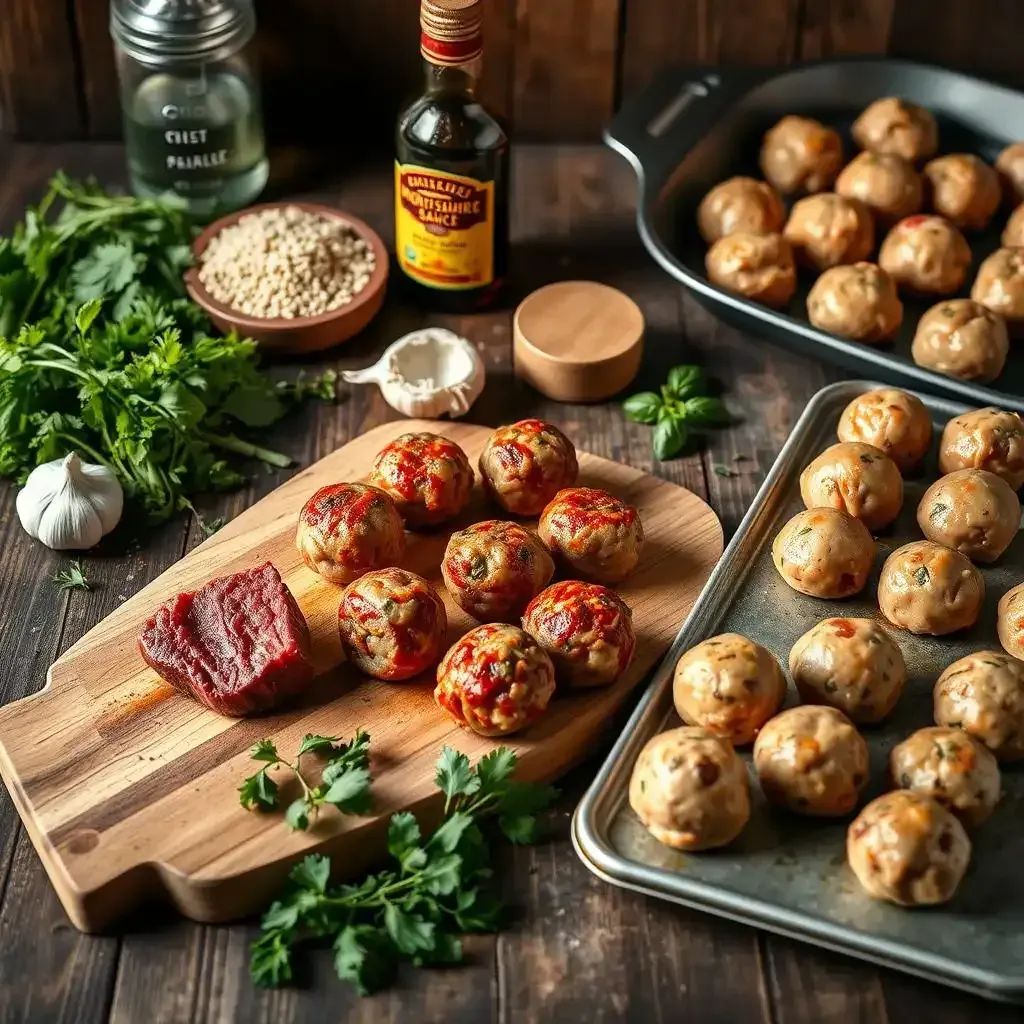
16,453,124,550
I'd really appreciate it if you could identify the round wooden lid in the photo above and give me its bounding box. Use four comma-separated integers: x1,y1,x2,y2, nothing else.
513,281,644,403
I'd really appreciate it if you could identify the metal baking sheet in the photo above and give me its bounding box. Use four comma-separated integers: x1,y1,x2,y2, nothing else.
573,380,1024,1003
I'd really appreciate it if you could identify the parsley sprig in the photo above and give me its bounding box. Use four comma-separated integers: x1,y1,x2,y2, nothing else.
53,560,90,591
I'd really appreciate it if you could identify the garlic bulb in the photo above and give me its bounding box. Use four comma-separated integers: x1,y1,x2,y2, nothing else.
342,328,485,418
16,453,124,550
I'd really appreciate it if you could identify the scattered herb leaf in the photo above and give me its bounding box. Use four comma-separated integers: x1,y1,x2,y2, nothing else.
713,463,739,478
913,566,931,586
53,560,90,592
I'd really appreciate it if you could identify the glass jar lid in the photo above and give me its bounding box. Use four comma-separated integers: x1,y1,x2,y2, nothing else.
110,0,255,65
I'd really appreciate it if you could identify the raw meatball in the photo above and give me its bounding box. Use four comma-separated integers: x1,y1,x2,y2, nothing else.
835,151,924,225
1002,203,1024,247
367,432,472,528
628,727,750,851
789,617,906,724
705,232,797,308
806,262,903,342
696,176,785,244
998,582,1024,660
911,300,1009,383
772,508,875,599
877,540,984,636
783,193,874,270
852,97,938,164
890,726,1001,827
754,705,869,817
537,486,644,582
923,154,1000,230
441,520,553,622
971,247,1024,333
337,568,447,681
847,791,970,907
672,633,786,746
995,142,1024,204
296,482,405,586
759,115,844,194
799,441,903,531
878,215,972,294
837,388,932,472
934,650,1024,761
478,419,578,517
522,580,635,688
434,623,555,736
938,407,1024,489
916,469,1020,563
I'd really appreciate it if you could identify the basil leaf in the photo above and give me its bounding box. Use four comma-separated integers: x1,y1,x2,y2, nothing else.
622,391,662,424
653,417,687,461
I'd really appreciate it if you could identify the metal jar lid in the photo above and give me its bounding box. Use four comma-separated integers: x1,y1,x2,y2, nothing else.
110,0,255,65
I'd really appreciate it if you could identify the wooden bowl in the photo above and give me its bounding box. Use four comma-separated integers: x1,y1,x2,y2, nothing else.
184,201,389,355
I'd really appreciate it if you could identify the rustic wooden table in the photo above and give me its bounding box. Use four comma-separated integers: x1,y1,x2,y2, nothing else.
0,141,1017,1024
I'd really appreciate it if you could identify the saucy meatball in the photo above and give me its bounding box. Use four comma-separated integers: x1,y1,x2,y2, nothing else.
878,215,972,294
441,520,553,622
704,232,797,308
522,580,635,688
789,617,906,724
911,300,1009,383
938,407,1024,489
759,115,844,195
890,726,1001,827
971,247,1024,333
995,142,1024,205
799,441,903,531
537,486,643,583
478,419,578,517
835,151,924,225
916,469,1020,563
997,582,1024,661
337,568,447,681
851,97,938,164
923,154,1001,231
296,482,405,586
783,193,874,270
696,176,785,244
1001,203,1024,247
629,727,750,851
836,388,932,472
806,262,903,342
772,508,875,599
434,623,555,736
672,633,786,746
847,791,970,907
877,540,984,636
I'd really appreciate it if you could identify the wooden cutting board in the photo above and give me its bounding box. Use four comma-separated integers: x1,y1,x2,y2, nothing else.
0,419,722,932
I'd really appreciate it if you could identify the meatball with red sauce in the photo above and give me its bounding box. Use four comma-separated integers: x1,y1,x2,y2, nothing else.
434,623,555,736
479,419,578,516
338,568,447,681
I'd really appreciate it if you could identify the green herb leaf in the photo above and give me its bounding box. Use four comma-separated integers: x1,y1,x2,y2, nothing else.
666,365,702,398
653,417,687,460
239,769,279,812
251,930,294,987
913,566,931,586
622,391,662,424
435,746,479,806
334,926,397,996
53,560,89,592
475,747,518,793
285,798,311,831
682,396,729,424
291,855,331,894
713,463,739,478
297,734,341,757
321,765,373,815
250,739,280,763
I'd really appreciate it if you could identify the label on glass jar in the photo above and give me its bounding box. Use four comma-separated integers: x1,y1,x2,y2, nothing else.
126,120,239,193
394,163,494,290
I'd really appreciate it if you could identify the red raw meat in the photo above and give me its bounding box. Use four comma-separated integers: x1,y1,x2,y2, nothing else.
139,562,314,717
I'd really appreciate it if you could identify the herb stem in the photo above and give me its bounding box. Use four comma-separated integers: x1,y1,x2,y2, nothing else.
206,432,292,468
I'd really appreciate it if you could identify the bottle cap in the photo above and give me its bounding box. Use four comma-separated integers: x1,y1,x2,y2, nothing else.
420,0,483,65
110,0,255,65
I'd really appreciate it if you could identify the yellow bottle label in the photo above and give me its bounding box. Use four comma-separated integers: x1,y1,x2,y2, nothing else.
395,162,495,290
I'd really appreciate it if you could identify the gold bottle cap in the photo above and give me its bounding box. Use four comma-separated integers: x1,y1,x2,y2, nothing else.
420,0,483,65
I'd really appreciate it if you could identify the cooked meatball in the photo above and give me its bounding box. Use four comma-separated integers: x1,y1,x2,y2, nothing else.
877,540,984,636
522,580,635,688
441,520,553,622
878,215,972,294
995,142,1024,204
704,232,797,308
934,650,1024,761
799,441,903,531
537,486,643,582
911,300,1009,383
337,568,447,681
971,247,1024,333
296,482,405,586
434,623,555,736
789,617,906,724
998,582,1024,661
916,469,1020,563
696,176,785,244
923,154,1000,231
478,419,578,517
772,508,875,599
847,791,970,907
835,151,924,225
759,115,844,195
628,727,750,851
806,262,903,342
1002,203,1024,248
367,432,472,528
851,97,938,164
672,633,786,746
783,193,874,270
938,407,1024,488
836,388,932,472
890,726,1001,827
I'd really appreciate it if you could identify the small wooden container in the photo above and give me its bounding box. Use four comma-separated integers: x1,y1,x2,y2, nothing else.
513,281,644,402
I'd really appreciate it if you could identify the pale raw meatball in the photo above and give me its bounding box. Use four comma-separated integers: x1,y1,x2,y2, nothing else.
783,193,874,270
852,97,938,164
916,469,1020,563
878,540,984,636
807,262,903,342
696,176,785,244
971,247,1024,333
934,650,1024,761
890,726,1001,827
923,154,1001,231
705,232,797,308
1002,203,1024,247
847,791,970,907
772,508,875,599
996,142,1024,205
799,441,903,531
998,582,1024,660
837,388,932,472
835,151,924,225
938,407,1024,489
789,617,906,724
754,706,869,817
672,633,786,746
629,727,750,851
911,300,1009,383
878,215,972,295
759,115,844,194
